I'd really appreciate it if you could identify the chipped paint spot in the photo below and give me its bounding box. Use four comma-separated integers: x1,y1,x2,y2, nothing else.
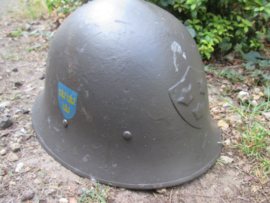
47,117,51,125
53,127,60,132
183,52,186,59
85,90,89,98
181,33,184,39
171,41,182,72
115,20,130,25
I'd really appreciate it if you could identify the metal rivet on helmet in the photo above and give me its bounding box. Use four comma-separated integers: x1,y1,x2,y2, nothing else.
32,0,222,190
123,131,132,140
62,119,68,128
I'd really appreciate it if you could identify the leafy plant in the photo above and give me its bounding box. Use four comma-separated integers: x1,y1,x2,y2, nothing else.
76,183,109,203
8,28,22,37
25,44,41,52
46,0,84,15
221,96,270,178
215,69,244,82
147,0,270,60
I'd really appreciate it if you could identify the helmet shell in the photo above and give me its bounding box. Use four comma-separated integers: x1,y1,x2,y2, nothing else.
32,0,222,189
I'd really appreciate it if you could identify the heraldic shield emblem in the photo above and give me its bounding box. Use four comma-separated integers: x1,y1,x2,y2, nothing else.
169,66,207,129
58,82,78,119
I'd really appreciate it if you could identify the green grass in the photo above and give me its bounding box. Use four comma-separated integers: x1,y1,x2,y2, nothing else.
221,96,270,181
76,183,109,203
25,44,41,52
10,0,49,20
9,28,23,37
3,54,21,61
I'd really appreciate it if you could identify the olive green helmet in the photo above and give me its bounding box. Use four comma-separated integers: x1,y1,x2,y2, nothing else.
32,0,222,189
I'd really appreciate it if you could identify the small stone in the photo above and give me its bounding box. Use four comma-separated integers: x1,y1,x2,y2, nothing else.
21,190,35,201
262,112,270,120
0,176,3,182
25,23,32,31
14,109,22,114
40,73,45,80
239,91,249,97
218,120,229,129
15,162,24,172
20,128,27,134
253,95,260,100
34,178,42,184
0,116,13,129
39,200,47,203
47,188,56,195
9,181,16,186
251,100,258,106
35,72,45,80
7,152,19,162
22,109,30,114
224,139,231,146
259,92,264,97
239,96,249,103
0,101,11,108
156,188,166,194
12,68,18,72
222,102,230,107
59,198,68,203
0,149,7,155
10,143,21,152
25,166,31,172
14,82,23,87
254,88,261,94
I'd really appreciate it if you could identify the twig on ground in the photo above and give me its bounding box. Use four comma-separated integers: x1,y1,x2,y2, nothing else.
169,189,173,203
262,180,270,186
237,196,249,202
261,190,269,202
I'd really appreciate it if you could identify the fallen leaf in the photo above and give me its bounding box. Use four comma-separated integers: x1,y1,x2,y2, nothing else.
262,112,270,120
220,156,234,163
218,120,229,129
244,176,253,182
243,164,251,173
217,102,226,106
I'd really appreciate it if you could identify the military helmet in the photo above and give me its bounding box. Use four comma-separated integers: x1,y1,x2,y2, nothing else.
32,0,222,189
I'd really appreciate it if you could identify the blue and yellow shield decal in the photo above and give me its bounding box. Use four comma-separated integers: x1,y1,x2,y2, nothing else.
58,82,78,119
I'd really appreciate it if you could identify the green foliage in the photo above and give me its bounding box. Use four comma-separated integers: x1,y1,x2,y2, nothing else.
223,97,270,177
147,0,270,60
46,0,84,15
215,69,244,82
76,183,109,203
18,0,49,20
9,28,22,37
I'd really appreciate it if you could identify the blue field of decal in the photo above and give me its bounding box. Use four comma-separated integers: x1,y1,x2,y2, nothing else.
58,82,78,119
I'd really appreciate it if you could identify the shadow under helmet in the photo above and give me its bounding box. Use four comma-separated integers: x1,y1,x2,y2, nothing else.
32,0,222,189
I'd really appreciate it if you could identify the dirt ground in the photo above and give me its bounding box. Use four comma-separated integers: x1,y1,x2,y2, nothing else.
0,2,269,203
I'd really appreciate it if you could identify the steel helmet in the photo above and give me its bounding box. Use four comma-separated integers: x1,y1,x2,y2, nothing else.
32,0,222,189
